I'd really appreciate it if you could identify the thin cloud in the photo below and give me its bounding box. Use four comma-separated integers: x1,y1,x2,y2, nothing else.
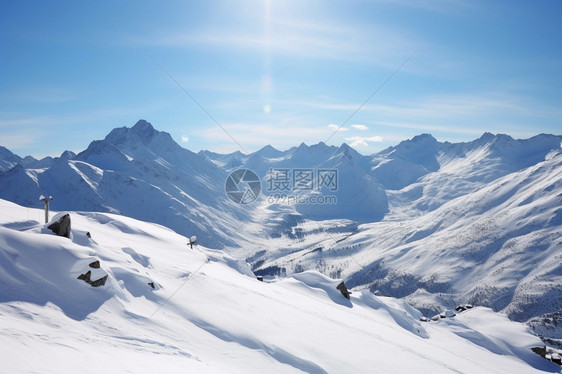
295,92,562,130
2,86,77,104
345,135,384,147
375,0,475,14
131,17,422,64
328,124,348,132
181,135,189,143
351,124,369,131
0,133,40,150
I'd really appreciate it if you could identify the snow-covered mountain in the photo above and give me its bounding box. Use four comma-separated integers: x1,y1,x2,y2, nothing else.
1,199,559,373
238,132,562,345
251,145,562,324
0,120,249,248
1,120,561,348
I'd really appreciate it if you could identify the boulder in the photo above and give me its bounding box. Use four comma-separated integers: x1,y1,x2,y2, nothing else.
77,270,108,287
532,346,562,366
455,304,474,312
47,214,71,238
336,281,351,300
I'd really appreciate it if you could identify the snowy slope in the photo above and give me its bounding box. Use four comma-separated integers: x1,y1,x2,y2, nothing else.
239,133,562,345
0,199,559,373
247,146,562,345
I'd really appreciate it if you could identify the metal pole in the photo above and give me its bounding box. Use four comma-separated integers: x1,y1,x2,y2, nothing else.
40,196,52,224
44,199,49,223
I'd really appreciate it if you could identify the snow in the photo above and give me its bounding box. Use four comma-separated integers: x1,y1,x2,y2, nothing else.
0,199,560,373
240,133,562,341
1,121,562,364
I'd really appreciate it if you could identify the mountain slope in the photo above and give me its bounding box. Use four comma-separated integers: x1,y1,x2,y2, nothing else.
0,120,248,248
0,199,558,373
248,146,562,344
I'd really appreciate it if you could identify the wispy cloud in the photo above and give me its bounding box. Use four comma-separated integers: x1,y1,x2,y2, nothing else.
131,17,421,64
371,0,475,14
0,102,166,155
2,86,77,104
327,124,348,132
345,135,384,147
288,91,562,133
0,132,41,150
351,124,369,131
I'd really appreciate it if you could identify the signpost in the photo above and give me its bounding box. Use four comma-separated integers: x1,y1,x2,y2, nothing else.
39,195,53,224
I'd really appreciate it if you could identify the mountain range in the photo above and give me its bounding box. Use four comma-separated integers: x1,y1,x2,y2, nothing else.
1,119,561,346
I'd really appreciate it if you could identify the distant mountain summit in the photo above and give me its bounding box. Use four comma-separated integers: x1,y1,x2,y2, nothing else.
104,119,185,162
0,146,21,172
105,119,157,145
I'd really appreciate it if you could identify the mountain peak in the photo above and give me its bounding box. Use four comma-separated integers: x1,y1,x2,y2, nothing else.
480,132,495,141
410,133,437,144
338,142,351,150
105,120,160,147
0,146,22,172
252,145,284,159
475,132,515,146
59,150,76,161
334,142,352,158
0,146,20,162
395,133,439,152
131,119,156,139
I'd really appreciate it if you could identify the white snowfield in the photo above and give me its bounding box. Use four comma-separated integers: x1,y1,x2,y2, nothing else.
0,200,559,373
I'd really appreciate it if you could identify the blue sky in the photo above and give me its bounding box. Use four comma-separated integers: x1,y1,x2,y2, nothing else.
1,0,561,157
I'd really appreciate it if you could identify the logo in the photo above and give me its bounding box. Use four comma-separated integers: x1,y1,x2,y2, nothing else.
225,169,261,204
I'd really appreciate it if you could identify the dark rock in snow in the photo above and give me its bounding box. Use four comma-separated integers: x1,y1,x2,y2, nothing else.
89,260,100,269
77,270,108,287
337,281,351,300
47,214,71,238
456,304,474,313
532,345,562,366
